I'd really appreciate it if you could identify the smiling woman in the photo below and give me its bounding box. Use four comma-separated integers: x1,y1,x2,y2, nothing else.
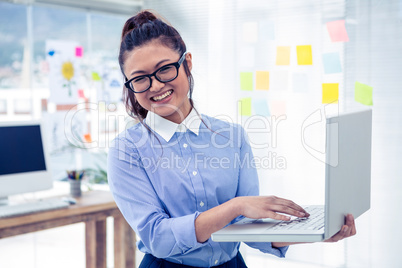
108,9,356,268
123,44,192,123
118,11,195,124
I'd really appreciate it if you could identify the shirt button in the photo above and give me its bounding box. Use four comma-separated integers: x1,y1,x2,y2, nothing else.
215,260,218,265
192,171,197,176
183,143,188,148
200,201,204,207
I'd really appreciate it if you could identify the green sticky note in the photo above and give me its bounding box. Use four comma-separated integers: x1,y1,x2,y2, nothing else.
92,72,101,81
239,98,252,116
355,82,373,106
240,72,253,91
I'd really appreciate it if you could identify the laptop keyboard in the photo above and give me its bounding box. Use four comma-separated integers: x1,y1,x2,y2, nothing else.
270,206,325,231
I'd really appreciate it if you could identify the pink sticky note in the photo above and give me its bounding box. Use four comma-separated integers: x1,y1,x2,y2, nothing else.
270,100,287,117
78,89,85,98
326,20,349,42
75,46,83,57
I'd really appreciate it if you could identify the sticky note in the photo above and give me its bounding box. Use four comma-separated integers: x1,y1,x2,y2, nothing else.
270,101,287,117
242,21,259,43
239,46,255,68
276,46,291,65
322,52,342,74
292,73,308,93
326,20,349,42
240,72,253,91
75,46,83,57
259,20,275,41
270,71,289,91
355,82,373,106
256,71,269,90
48,50,55,56
296,45,313,65
322,83,339,103
92,72,101,81
239,98,252,116
84,133,92,143
78,89,85,98
253,99,270,116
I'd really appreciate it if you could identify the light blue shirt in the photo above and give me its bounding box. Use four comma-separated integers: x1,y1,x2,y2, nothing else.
107,109,288,267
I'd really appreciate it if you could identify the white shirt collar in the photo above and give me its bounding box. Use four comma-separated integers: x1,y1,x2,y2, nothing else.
145,108,202,142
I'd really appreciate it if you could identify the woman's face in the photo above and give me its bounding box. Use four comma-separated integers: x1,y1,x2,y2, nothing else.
123,40,192,124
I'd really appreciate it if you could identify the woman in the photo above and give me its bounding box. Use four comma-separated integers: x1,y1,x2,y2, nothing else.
108,10,356,268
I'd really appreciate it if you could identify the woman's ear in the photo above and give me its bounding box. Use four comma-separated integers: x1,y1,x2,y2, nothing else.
185,52,192,71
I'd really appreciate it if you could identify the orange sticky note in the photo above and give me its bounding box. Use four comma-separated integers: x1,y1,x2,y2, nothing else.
326,20,349,42
256,71,269,90
276,46,291,65
296,45,313,65
84,133,92,143
322,83,339,103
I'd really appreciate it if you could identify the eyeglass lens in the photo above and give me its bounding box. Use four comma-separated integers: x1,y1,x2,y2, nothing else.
131,64,178,92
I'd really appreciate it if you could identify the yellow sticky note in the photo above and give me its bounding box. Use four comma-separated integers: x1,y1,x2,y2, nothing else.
256,71,269,90
276,46,290,65
240,72,253,91
296,45,313,65
239,98,252,116
355,82,373,106
322,83,339,103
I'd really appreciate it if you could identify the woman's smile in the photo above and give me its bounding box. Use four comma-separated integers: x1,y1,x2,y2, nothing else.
150,89,174,102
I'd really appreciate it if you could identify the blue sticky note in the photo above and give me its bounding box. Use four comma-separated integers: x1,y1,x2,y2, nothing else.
48,50,55,56
110,79,121,87
259,20,275,41
253,99,270,116
322,52,342,74
292,73,309,93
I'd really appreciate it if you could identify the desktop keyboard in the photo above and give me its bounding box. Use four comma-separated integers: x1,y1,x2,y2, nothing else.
0,199,69,218
270,206,325,231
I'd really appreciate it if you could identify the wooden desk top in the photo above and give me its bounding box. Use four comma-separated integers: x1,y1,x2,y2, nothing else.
0,190,118,230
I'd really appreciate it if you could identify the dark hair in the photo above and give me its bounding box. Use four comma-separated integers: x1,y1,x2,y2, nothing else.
118,10,194,122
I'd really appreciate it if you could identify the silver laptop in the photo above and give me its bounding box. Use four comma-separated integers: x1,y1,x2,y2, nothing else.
212,109,372,243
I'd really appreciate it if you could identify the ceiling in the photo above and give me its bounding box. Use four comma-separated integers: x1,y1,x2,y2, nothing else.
2,0,143,15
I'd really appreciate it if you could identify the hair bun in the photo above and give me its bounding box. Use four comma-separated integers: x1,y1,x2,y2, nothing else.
121,10,158,39
135,10,157,24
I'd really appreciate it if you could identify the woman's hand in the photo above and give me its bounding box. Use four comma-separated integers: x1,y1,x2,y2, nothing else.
272,214,357,248
235,196,310,221
324,214,356,242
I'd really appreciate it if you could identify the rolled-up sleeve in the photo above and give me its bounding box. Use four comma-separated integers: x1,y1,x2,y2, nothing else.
107,136,205,258
245,242,289,258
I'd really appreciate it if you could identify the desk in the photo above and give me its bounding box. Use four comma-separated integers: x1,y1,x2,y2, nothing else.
0,190,136,268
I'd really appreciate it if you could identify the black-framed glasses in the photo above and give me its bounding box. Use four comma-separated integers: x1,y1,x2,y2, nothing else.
124,52,188,93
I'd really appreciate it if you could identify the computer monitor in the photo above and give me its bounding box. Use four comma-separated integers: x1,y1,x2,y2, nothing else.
0,120,53,204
